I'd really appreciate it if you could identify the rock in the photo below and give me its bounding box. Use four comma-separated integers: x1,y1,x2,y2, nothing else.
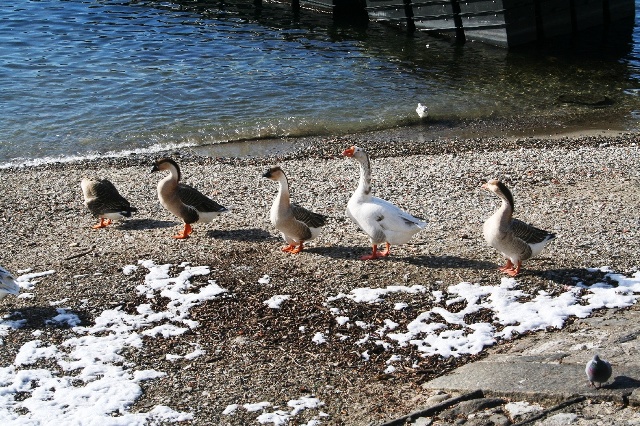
544,413,579,425
440,398,507,421
488,413,511,426
426,393,451,405
629,388,640,407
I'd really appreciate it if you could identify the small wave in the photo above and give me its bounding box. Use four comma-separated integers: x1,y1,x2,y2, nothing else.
0,141,199,170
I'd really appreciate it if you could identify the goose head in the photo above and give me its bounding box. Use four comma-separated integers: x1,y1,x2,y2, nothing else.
151,157,181,181
262,166,286,182
482,179,514,211
342,145,366,159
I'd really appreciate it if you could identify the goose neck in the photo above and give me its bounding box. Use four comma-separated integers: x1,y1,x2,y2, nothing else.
355,154,372,196
275,175,290,205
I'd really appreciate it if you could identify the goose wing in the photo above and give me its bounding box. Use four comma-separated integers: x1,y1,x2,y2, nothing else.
0,267,20,296
177,183,227,213
511,219,555,244
291,203,328,229
86,179,136,215
372,197,427,231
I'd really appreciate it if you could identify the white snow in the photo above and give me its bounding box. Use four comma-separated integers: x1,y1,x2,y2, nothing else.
0,261,638,424
0,261,227,424
258,275,271,285
327,271,640,358
312,332,327,345
264,294,291,309
225,396,325,425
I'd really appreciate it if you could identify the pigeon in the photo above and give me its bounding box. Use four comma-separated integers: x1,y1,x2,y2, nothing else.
585,354,612,388
0,266,20,300
416,103,428,118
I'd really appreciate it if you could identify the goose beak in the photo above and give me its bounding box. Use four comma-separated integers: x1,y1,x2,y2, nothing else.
481,182,488,190
262,169,273,178
150,163,159,173
342,146,356,157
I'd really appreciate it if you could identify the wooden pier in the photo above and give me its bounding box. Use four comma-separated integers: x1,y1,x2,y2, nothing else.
266,0,636,47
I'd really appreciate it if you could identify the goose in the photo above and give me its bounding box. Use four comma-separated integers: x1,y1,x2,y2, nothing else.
343,146,427,260
263,166,328,253
585,354,612,388
151,158,228,239
0,266,19,300
416,103,428,118
81,178,137,229
482,179,556,276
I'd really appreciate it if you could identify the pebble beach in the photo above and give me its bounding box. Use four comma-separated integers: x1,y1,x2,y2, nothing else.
0,122,639,425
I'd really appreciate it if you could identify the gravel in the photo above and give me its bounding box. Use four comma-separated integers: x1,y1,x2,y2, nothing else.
0,123,638,425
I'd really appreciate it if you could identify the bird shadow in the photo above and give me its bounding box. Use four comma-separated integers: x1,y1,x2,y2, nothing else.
401,255,497,270
305,245,368,259
606,375,640,391
206,228,274,242
117,218,176,231
532,267,613,287
2,306,91,330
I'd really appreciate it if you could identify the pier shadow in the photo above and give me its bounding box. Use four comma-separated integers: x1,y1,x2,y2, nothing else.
206,228,274,242
118,218,176,231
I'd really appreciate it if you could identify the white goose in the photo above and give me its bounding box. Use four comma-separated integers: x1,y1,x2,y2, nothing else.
81,178,137,229
263,166,328,253
482,179,556,276
0,266,20,300
151,158,228,239
343,146,427,260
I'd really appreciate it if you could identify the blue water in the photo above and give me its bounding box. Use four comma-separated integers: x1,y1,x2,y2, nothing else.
1,0,639,167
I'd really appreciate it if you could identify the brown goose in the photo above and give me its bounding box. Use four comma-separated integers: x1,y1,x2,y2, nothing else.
81,178,137,229
263,166,328,253
482,179,556,276
343,146,426,260
151,158,228,239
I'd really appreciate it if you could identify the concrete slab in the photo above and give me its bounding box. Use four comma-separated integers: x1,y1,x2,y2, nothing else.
423,356,640,403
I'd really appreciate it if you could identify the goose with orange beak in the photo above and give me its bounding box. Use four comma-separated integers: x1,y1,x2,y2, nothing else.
342,145,426,260
263,166,328,253
482,179,556,276
151,158,228,239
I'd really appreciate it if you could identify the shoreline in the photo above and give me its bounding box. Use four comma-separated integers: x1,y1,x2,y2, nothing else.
0,125,638,424
2,110,638,169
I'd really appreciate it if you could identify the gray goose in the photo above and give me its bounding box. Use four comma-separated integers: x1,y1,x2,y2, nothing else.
151,158,228,239
0,266,19,300
482,179,556,276
81,178,137,229
343,145,426,260
263,166,328,253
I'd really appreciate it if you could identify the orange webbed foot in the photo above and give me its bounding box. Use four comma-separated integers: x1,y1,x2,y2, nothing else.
360,245,383,260
498,259,514,272
173,224,192,239
378,242,391,257
289,243,304,254
281,244,296,253
92,218,112,229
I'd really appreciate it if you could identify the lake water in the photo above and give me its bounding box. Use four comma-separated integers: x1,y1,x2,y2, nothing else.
1,0,638,167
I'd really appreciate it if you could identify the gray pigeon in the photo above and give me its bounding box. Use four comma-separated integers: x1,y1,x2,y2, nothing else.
585,354,612,388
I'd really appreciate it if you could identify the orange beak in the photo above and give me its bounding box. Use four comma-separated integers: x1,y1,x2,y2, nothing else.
342,146,356,157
